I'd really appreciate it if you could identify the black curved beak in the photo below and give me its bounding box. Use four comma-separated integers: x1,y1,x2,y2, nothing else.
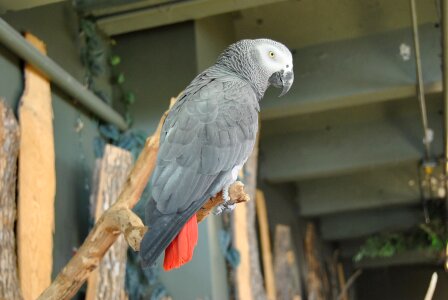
268,69,294,97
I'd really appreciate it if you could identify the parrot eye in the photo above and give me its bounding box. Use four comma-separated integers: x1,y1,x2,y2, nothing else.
268,51,275,58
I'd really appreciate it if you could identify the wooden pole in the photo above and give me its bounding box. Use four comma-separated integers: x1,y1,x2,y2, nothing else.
274,225,302,300
86,145,133,300
336,263,348,300
0,99,22,300
337,269,362,300
424,272,438,300
17,33,56,300
304,223,324,300
256,190,277,300
328,251,341,299
37,97,249,300
234,134,267,300
233,193,253,300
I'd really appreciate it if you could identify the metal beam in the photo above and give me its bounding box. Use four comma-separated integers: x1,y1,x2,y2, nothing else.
409,0,432,160
319,207,422,241
339,239,442,267
297,164,420,217
0,0,64,12
441,0,448,271
442,1,448,205
0,18,128,130
85,0,174,17
96,0,288,36
355,250,441,268
260,100,443,182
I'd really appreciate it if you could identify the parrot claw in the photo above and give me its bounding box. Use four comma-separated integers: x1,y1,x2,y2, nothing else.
214,202,236,215
222,185,231,202
214,184,235,215
214,206,225,215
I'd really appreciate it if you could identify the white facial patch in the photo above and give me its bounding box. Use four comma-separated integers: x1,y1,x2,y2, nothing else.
255,41,293,75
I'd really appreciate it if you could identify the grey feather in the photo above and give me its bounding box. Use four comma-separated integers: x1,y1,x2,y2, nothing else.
154,71,258,214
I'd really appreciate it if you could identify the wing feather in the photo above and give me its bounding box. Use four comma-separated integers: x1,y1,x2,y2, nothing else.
150,70,259,214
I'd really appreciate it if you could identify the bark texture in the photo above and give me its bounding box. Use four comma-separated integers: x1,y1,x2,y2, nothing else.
274,224,301,300
86,145,133,300
0,99,22,300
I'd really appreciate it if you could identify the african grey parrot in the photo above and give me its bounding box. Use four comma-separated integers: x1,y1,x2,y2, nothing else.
140,39,294,270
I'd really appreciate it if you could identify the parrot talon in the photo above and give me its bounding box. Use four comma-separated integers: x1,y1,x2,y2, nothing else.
222,184,231,203
214,202,236,215
214,184,235,214
225,203,236,211
214,205,225,215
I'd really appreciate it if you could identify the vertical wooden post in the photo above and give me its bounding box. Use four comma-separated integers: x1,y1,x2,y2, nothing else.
17,33,56,300
337,263,348,300
233,199,252,300
274,225,302,300
0,99,22,300
256,190,276,300
304,223,325,300
86,145,133,300
328,252,340,299
233,135,267,300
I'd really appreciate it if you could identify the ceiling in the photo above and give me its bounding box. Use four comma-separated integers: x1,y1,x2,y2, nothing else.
233,0,439,49
0,0,64,12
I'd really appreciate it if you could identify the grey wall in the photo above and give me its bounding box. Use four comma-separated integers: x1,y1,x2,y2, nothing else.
0,2,109,282
113,22,197,135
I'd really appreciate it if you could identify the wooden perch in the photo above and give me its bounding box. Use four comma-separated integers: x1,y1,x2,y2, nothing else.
197,181,249,222
37,97,249,300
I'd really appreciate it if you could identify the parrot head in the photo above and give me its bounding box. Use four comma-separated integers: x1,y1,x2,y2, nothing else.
254,39,294,97
217,38,294,97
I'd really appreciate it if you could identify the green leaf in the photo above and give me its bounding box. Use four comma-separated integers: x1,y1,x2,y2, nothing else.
110,55,121,66
124,92,136,105
430,236,444,250
116,73,125,84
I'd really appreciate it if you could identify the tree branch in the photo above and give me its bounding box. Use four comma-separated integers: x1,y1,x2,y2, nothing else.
337,269,362,300
37,98,249,300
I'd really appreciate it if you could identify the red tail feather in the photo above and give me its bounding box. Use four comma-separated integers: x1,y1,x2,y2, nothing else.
163,214,198,271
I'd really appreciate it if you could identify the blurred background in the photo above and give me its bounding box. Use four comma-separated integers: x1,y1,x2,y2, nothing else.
1,0,448,299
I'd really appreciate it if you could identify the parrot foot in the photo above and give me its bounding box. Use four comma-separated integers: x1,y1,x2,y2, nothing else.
214,202,236,215
214,184,236,215
222,184,231,202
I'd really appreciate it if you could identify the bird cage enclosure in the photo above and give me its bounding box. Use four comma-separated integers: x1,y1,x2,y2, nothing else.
1,1,448,300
